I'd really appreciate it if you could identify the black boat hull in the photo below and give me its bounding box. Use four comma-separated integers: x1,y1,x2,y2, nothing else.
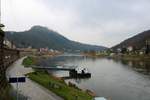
69,70,91,78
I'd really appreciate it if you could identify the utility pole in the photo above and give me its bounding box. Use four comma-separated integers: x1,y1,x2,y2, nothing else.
0,0,1,23
0,0,4,27
146,40,150,54
0,0,5,74
0,0,6,99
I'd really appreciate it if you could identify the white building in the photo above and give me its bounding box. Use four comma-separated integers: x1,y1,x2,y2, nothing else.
127,46,133,52
94,97,107,100
117,48,121,53
3,39,16,49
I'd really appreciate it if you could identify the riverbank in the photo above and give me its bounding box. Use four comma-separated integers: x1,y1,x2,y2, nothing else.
23,56,93,100
22,54,150,100
6,57,63,100
109,54,150,61
26,71,93,100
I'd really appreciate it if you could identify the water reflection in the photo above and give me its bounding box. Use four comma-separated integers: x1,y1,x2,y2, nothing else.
38,55,150,100
116,59,150,75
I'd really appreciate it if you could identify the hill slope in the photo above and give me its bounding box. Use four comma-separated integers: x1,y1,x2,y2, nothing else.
112,30,150,50
5,26,107,51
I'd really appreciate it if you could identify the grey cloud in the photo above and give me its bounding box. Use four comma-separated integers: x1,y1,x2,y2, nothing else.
2,0,150,47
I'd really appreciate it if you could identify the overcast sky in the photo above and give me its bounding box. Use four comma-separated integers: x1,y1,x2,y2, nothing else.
1,0,150,47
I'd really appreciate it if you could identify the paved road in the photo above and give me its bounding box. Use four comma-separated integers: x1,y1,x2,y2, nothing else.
6,57,63,100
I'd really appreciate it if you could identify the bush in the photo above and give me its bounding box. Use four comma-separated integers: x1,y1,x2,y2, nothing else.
22,56,35,67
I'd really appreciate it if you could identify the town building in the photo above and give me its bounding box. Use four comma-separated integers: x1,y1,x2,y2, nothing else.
127,46,133,52
3,39,16,49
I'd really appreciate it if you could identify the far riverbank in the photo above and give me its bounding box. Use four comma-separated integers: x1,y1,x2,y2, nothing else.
108,54,150,61
82,52,150,61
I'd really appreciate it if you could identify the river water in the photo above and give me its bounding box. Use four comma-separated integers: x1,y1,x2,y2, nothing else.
38,54,150,100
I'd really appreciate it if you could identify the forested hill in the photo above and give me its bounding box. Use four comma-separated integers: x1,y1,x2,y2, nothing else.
112,30,150,50
5,26,107,51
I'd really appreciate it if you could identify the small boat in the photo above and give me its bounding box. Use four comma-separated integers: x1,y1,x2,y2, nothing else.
69,67,91,78
56,65,63,68
93,97,108,100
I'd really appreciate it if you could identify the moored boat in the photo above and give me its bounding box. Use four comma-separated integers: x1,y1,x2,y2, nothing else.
93,97,108,100
69,67,91,78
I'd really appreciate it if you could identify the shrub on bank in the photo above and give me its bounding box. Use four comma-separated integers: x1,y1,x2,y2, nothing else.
22,56,36,67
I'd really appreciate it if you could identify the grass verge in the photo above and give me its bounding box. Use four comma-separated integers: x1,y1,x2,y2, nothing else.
27,71,93,100
22,56,37,67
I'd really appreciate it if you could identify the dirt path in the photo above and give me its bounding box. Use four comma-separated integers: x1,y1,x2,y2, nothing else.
6,57,63,100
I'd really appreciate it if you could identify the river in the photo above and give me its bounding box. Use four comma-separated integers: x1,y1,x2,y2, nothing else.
38,54,150,100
